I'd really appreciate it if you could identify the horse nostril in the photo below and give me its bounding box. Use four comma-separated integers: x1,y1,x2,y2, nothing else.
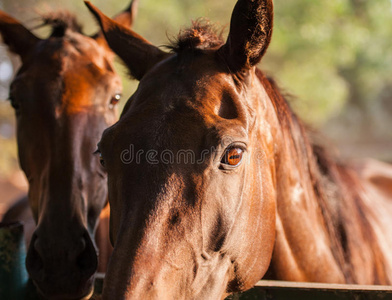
79,237,86,252
76,234,98,278
68,237,87,261
33,237,44,257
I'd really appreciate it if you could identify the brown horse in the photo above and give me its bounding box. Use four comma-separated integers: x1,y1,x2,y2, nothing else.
0,2,137,299
86,0,392,299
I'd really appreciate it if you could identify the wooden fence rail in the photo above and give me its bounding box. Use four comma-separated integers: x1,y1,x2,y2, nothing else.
91,274,392,300
13,273,392,299
227,280,392,300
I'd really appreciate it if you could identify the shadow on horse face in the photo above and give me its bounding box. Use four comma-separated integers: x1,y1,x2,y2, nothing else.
87,0,276,299
0,3,137,299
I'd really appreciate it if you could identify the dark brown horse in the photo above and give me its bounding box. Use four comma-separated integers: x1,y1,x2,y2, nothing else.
87,0,392,299
0,2,137,299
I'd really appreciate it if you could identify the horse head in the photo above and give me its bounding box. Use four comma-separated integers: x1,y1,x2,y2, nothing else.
0,1,137,298
87,1,277,299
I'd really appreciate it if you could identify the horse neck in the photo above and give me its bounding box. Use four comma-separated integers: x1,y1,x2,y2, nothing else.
261,80,345,283
257,70,392,285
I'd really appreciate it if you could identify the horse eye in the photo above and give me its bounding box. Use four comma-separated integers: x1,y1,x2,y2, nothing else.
94,149,105,167
221,147,244,167
109,93,121,109
99,152,105,167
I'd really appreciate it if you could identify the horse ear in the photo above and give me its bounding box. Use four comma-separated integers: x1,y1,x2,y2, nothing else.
85,1,169,81
112,0,139,29
0,10,40,62
219,0,273,72
93,0,138,49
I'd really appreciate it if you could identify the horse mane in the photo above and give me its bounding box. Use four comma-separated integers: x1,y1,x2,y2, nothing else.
167,20,224,53
39,10,83,38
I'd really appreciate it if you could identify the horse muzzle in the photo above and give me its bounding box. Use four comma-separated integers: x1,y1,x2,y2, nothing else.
26,229,98,299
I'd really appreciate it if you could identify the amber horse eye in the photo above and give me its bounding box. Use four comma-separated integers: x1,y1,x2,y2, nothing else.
222,147,244,166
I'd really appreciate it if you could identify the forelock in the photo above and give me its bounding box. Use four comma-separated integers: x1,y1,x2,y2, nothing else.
40,10,83,38
167,19,225,53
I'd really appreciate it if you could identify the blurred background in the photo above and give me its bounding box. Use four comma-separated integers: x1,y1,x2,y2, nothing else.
0,0,391,213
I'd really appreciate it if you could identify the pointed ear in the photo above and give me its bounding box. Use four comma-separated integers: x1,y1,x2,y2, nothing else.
0,10,40,61
93,0,139,49
85,1,170,81
219,0,273,72
112,0,139,29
